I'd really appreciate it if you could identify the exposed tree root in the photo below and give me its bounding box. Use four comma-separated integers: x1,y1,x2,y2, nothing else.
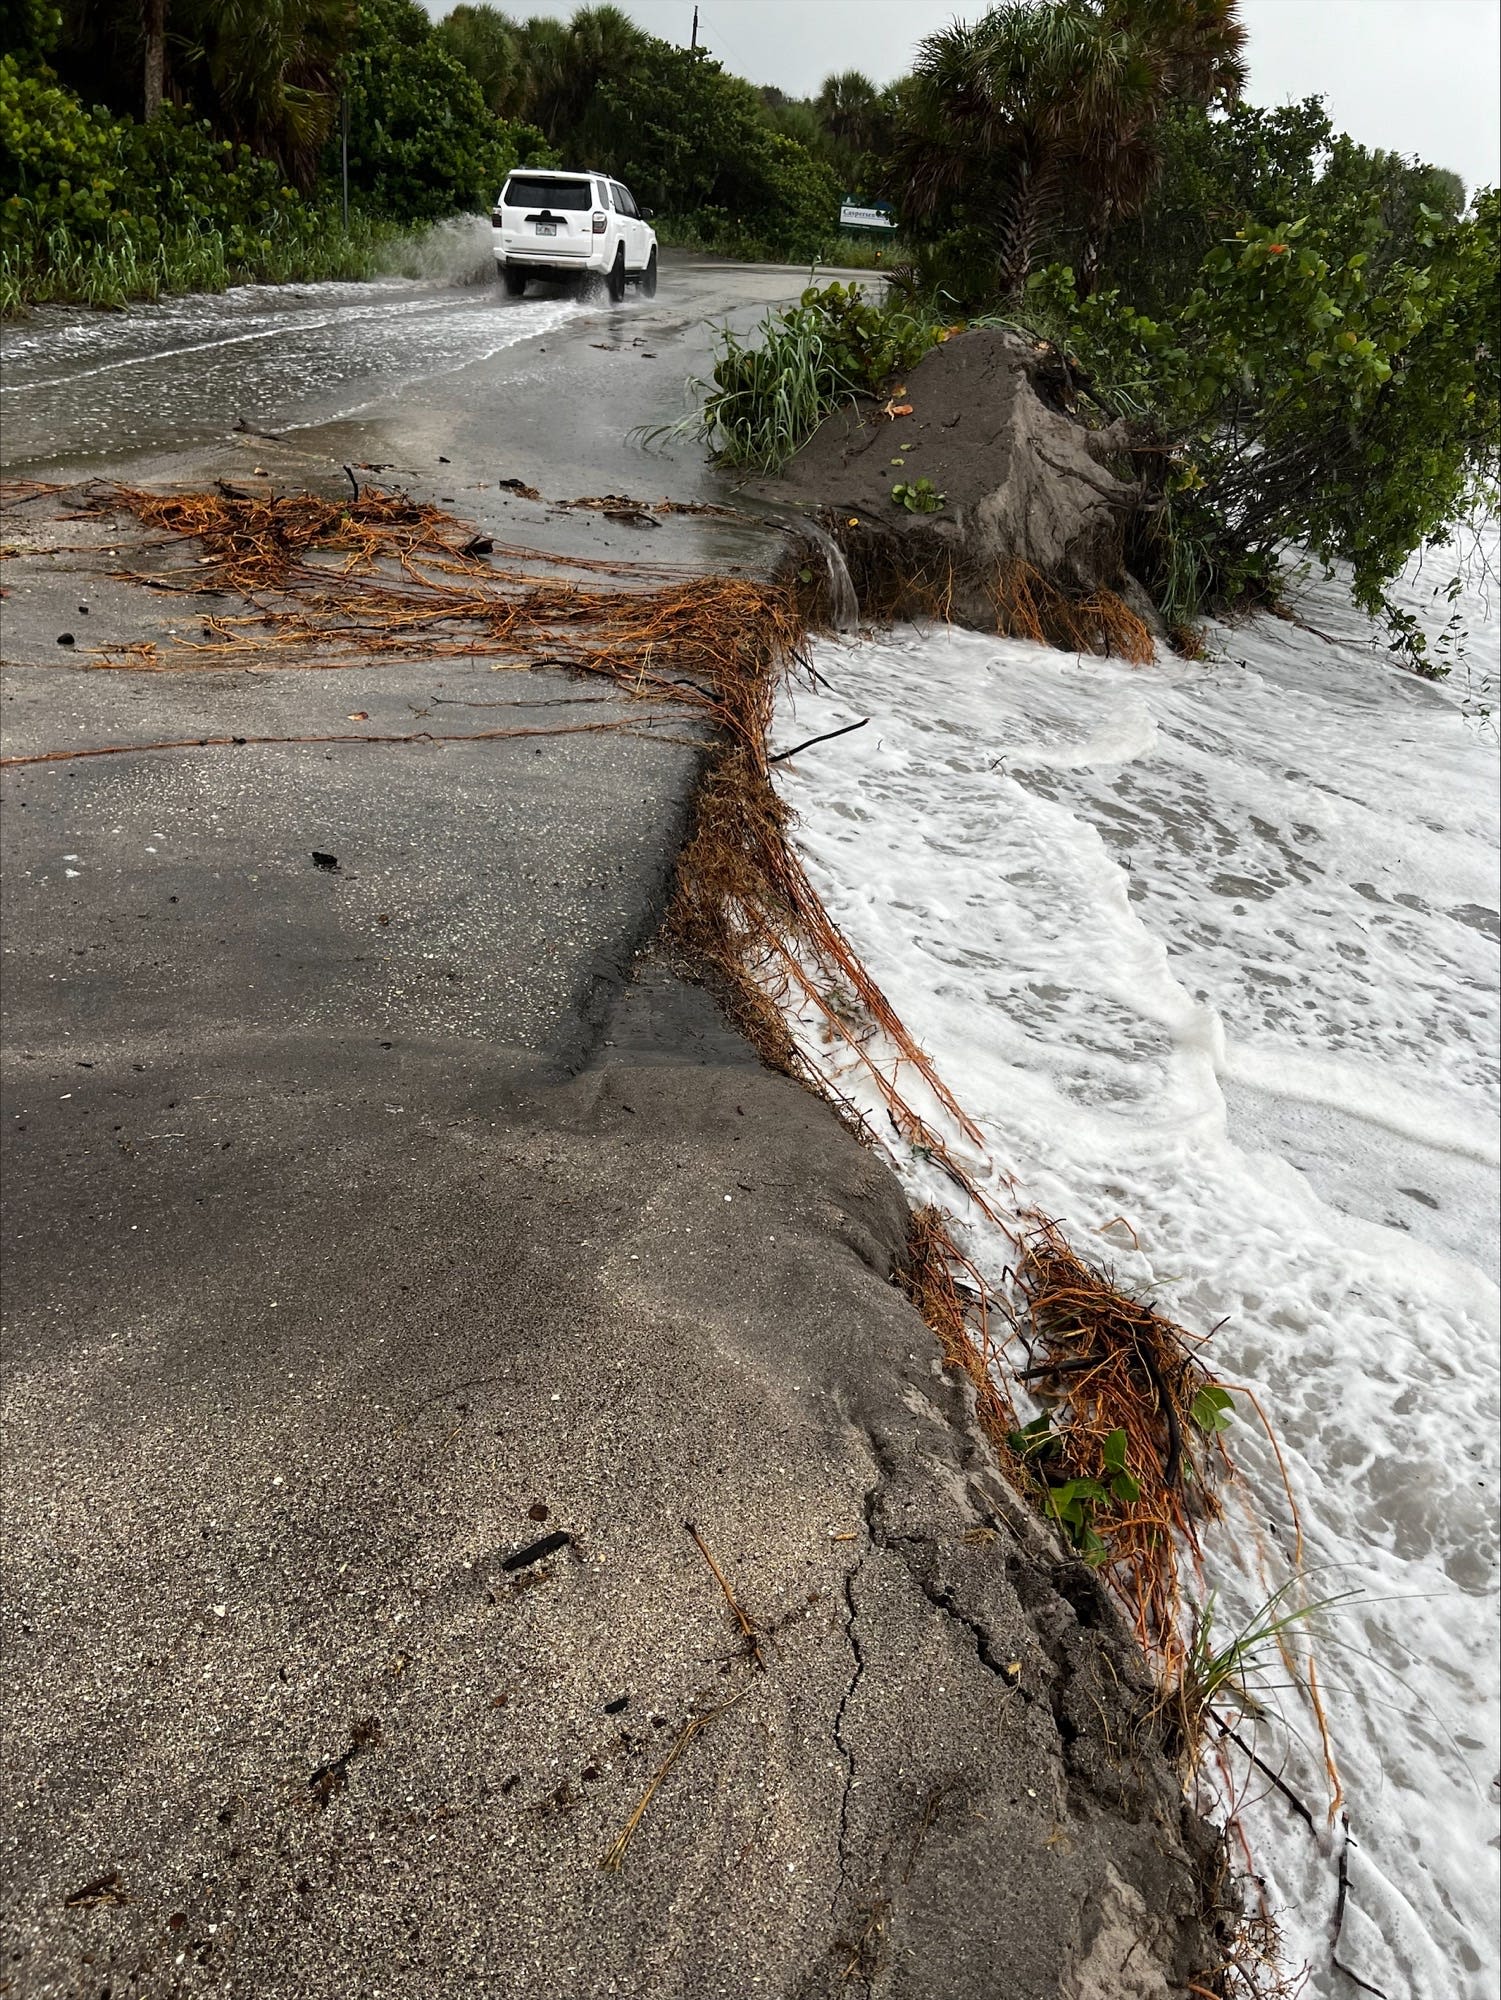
828,519,1155,663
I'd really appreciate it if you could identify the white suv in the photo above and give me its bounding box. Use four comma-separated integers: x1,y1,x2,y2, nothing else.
492,170,658,302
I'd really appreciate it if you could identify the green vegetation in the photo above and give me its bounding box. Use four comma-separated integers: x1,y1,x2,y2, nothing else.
2,0,546,311
0,53,416,310
1178,1582,1352,1734
430,5,908,253
1190,1384,1235,1434
7,0,1497,674
0,205,407,315
855,0,1497,662
342,0,540,224
667,0,1496,674
431,4,873,262
3,0,904,310
891,477,946,513
1008,1417,1143,1565
1028,188,1500,661
890,0,1247,303
1095,94,1467,317
668,281,939,474
653,215,906,271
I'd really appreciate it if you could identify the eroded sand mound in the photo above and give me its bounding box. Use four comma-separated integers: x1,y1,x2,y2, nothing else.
774,326,1159,649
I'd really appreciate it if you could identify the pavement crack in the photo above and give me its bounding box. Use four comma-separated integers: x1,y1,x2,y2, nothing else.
831,1489,876,1909
912,1571,1013,1683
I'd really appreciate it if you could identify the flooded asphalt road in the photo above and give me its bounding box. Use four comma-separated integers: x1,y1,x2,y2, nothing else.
1,247,825,555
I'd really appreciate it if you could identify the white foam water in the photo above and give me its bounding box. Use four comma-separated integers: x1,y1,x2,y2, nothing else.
769,538,1500,1998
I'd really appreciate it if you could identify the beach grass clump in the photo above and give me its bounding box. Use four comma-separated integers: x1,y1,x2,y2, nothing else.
653,283,940,475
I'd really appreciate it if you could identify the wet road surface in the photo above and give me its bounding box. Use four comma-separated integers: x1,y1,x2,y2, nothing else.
0,254,1216,2000
0,253,832,1066
1,248,827,548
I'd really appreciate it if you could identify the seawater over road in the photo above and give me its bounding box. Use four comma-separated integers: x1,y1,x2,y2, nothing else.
771,544,1501,2000
0,251,823,515
1,280,578,467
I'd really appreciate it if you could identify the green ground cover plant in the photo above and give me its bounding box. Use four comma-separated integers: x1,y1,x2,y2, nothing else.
1,0,543,312
677,0,1497,674
891,477,946,513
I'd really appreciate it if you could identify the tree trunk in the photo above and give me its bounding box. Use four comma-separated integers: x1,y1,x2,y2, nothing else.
996,154,1057,302
142,0,166,122
1079,200,1113,299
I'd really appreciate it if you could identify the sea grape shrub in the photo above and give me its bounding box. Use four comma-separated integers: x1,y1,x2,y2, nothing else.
1093,96,1468,319
0,0,59,62
1,55,118,236
1033,190,1501,656
339,0,536,225
806,282,941,396
1,60,311,255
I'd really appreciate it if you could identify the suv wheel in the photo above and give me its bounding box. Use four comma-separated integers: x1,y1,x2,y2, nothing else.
640,248,658,299
606,247,626,303
502,267,527,297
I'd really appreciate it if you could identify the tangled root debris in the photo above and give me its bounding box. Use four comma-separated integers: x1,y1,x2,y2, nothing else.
25,481,1288,1725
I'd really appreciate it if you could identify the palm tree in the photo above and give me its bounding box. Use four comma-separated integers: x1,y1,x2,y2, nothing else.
896,3,1157,299
1111,0,1247,107
563,2,647,157
816,69,878,161
513,4,644,148
567,1,641,71
172,0,353,188
893,0,1247,301
437,4,528,121
142,0,166,118
1076,0,1247,287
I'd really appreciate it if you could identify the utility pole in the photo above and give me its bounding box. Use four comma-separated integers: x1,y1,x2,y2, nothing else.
690,4,698,51
341,90,350,233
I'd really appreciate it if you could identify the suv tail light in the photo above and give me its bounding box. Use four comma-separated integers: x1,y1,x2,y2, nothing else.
490,210,503,226
591,211,608,234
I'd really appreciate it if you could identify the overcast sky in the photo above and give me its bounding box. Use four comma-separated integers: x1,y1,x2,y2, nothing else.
423,0,1501,194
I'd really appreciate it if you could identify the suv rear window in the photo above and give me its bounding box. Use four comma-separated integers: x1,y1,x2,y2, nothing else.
502,176,593,212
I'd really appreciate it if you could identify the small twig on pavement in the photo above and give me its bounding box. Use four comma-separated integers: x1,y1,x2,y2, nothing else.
902,1781,961,1883
598,1681,752,1873
684,1518,766,1668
